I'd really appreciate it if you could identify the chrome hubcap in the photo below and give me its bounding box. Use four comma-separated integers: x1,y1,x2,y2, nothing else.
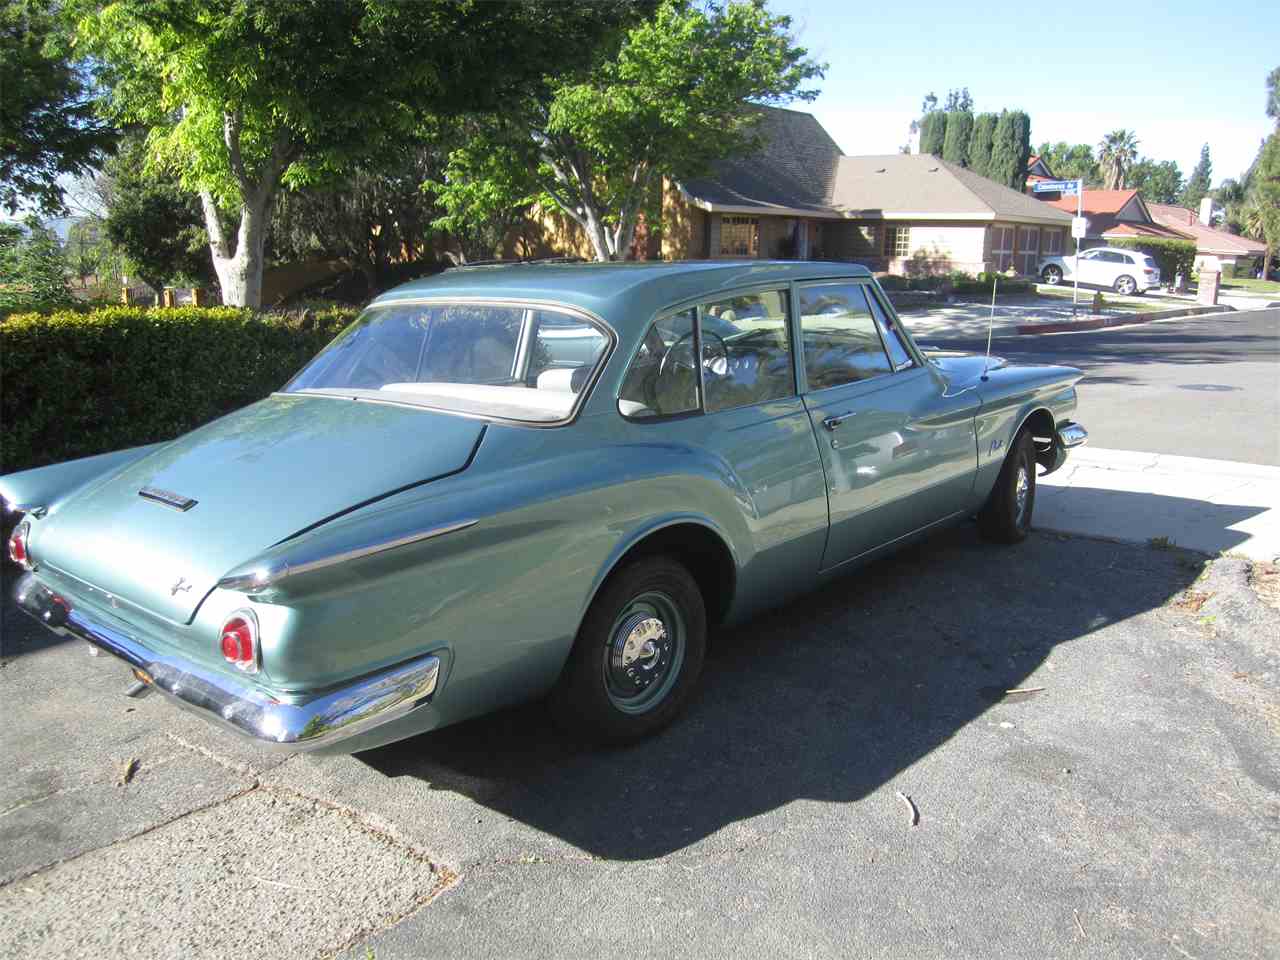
1015,466,1030,525
604,592,684,714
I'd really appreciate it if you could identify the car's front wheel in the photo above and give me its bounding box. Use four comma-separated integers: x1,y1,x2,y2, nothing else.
978,428,1036,544
1114,274,1138,295
1041,265,1063,285
551,555,706,744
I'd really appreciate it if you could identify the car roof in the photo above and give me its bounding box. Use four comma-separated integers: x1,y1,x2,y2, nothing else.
371,260,874,335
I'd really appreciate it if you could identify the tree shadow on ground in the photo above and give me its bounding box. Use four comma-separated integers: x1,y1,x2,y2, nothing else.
360,527,1205,861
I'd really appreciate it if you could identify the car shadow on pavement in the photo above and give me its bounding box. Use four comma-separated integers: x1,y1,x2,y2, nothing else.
360,526,1205,861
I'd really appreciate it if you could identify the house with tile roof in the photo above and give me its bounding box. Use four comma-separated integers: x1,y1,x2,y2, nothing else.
1035,188,1188,244
1147,202,1266,276
652,107,1073,276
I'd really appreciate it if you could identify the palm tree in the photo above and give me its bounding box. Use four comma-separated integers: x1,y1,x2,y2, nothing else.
1098,129,1140,190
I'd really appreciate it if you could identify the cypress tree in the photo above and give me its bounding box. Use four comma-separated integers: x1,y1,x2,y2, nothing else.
1007,109,1032,190
919,111,948,155
942,110,974,166
990,110,1032,189
968,112,998,177
1180,144,1213,211
988,111,1016,187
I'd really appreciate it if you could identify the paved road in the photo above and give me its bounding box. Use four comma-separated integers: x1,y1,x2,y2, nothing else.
3,531,1278,959
914,307,1280,466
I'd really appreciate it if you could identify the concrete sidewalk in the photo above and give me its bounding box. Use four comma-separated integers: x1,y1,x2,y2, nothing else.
1038,447,1280,561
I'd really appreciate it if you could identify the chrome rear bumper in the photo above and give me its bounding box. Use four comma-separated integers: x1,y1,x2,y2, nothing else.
13,572,440,752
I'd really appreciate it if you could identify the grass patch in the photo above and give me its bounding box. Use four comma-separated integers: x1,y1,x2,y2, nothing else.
1220,277,1280,296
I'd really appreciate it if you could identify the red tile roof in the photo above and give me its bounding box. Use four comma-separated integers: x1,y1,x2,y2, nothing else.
1147,203,1267,256
1043,189,1139,216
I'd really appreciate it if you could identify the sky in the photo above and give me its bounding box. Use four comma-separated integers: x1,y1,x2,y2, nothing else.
769,0,1277,182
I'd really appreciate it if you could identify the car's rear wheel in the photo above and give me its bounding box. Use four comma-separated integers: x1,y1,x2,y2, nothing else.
1041,265,1063,285
550,556,706,744
1114,274,1137,295
978,428,1037,544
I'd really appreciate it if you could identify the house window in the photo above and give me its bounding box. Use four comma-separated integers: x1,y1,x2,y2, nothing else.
884,226,911,258
1043,229,1063,256
1018,226,1040,275
719,216,759,257
991,226,1014,272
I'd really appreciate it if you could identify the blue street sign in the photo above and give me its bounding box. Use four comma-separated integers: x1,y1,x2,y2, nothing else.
1032,179,1081,195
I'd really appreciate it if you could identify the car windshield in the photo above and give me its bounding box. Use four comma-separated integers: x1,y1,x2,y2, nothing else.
282,302,610,423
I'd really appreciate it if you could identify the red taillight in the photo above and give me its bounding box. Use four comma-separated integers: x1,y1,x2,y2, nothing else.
7,521,30,567
219,610,258,672
1144,268,1155,275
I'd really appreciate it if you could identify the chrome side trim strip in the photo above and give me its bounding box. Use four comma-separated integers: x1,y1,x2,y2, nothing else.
216,519,478,593
13,572,440,751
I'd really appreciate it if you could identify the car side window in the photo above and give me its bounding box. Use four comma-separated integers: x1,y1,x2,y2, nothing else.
798,283,893,390
618,309,700,419
700,290,795,413
864,287,915,372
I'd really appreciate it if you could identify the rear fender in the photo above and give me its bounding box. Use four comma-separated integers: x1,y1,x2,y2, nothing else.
0,444,166,517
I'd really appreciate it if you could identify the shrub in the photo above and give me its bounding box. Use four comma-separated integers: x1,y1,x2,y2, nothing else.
1104,237,1196,284
1,305,355,474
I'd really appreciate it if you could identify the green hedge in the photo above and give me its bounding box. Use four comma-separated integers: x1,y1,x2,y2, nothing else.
878,271,1035,295
1103,237,1196,285
1,306,355,474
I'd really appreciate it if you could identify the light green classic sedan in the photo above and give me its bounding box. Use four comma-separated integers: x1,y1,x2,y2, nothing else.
3,261,1086,751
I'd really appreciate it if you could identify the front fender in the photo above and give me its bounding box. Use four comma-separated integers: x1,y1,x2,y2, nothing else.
973,366,1081,504
0,443,167,516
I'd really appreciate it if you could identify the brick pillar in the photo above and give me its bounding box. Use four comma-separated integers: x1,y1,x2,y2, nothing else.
1198,270,1220,306
161,287,176,307
191,288,205,307
121,286,133,305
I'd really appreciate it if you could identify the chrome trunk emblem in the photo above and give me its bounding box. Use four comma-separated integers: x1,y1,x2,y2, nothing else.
139,486,198,511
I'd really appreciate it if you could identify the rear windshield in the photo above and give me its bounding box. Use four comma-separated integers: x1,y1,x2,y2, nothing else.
1144,256,1158,268
283,302,610,423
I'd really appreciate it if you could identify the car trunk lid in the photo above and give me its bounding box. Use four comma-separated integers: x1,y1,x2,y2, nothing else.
32,394,483,623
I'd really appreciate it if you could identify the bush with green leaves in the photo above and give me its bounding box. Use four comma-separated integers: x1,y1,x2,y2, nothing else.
1103,237,1196,284
0,305,355,473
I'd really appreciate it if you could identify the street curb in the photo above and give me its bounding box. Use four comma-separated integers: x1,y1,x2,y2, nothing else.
1013,304,1236,336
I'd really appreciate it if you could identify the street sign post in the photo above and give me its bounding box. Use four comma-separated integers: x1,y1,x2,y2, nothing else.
1032,179,1081,195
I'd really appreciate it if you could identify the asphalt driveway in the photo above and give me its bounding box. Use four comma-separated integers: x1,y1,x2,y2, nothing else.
2,526,1277,959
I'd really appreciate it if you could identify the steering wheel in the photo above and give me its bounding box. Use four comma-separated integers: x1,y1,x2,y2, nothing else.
658,330,729,380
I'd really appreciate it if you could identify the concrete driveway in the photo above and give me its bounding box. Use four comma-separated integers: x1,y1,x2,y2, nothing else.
2,525,1277,959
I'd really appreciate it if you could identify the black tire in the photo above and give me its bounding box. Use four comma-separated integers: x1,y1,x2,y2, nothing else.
550,555,706,744
978,429,1036,544
1042,265,1063,285
1114,274,1137,295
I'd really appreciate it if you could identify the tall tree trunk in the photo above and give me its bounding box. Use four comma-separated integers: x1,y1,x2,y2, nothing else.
201,190,271,307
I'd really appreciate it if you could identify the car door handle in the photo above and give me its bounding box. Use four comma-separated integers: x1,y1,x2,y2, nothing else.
822,412,855,431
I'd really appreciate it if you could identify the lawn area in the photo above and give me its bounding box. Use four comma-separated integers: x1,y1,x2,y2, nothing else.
1220,277,1280,296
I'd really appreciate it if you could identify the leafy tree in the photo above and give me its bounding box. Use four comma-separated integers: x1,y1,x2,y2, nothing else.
1035,141,1099,186
1098,129,1139,190
0,217,73,314
1179,143,1213,211
271,143,442,294
1255,131,1280,277
1,0,117,216
76,0,643,306
101,134,212,294
445,0,823,262
424,122,538,264
943,88,974,113
1128,158,1183,204
64,216,124,293
942,110,973,166
1267,66,1280,122
967,113,998,177
989,110,1031,190
919,111,948,156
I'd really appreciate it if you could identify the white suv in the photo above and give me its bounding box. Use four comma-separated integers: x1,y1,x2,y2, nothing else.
1038,247,1161,295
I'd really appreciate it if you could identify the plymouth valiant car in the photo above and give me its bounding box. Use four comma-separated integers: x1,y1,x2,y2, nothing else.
3,261,1087,751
